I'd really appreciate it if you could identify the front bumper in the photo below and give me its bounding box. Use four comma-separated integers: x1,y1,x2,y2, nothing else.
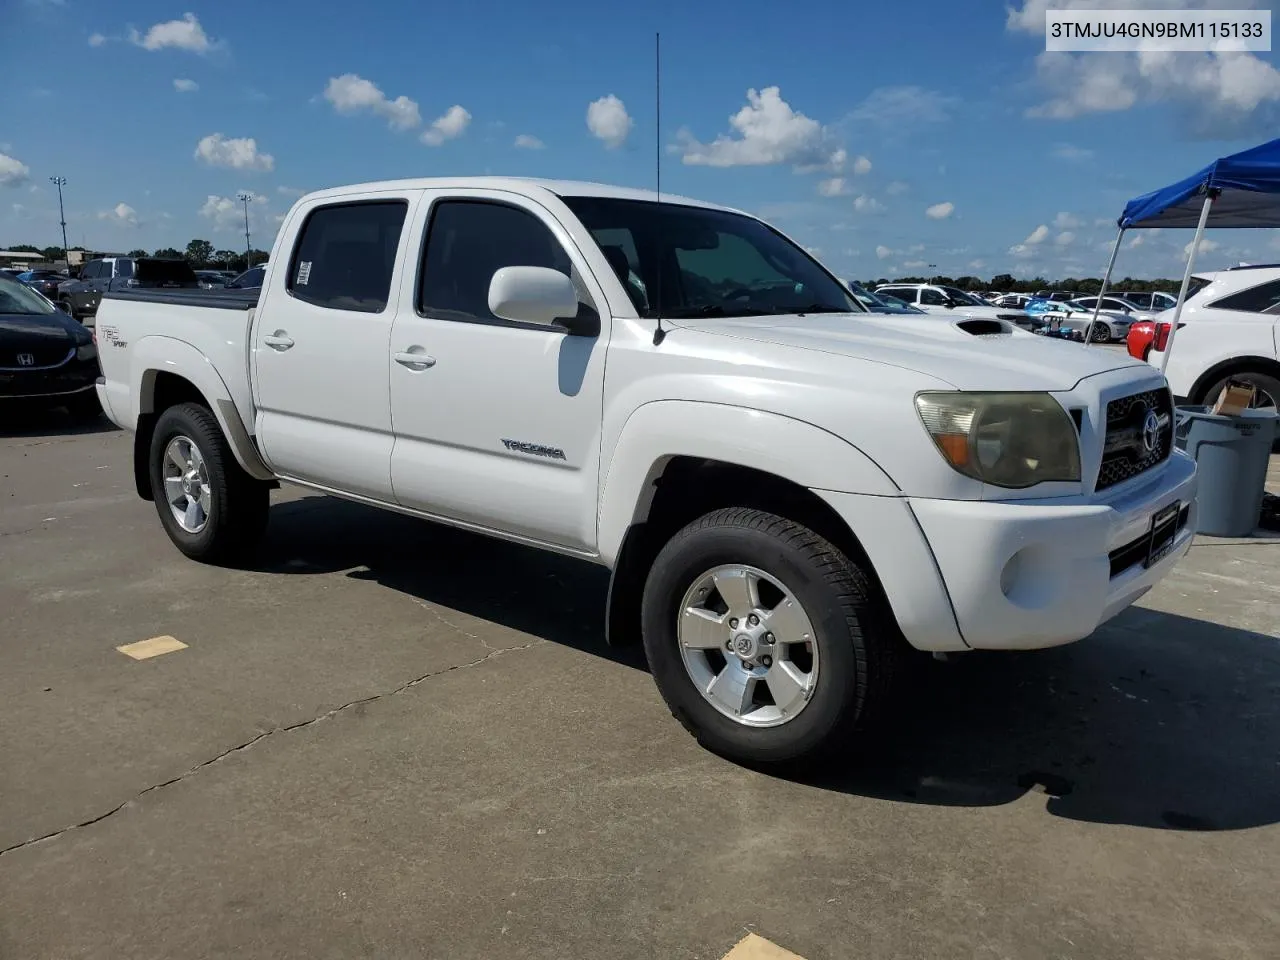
910,450,1197,650
0,358,100,401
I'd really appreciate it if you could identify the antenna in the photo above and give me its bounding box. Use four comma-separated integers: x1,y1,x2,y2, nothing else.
652,31,666,346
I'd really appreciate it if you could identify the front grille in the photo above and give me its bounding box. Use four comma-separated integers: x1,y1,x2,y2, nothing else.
0,345,73,369
1096,388,1174,491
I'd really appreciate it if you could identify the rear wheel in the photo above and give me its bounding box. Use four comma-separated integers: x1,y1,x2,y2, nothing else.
641,507,904,767
148,402,269,564
1202,370,1280,450
1089,323,1111,343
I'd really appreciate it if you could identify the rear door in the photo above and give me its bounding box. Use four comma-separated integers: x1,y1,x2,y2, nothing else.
252,190,419,501
386,190,610,550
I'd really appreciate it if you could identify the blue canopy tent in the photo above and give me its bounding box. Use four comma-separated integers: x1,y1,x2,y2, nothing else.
1085,137,1280,369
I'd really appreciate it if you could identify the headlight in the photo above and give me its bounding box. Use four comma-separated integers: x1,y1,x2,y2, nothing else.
76,342,97,361
915,392,1081,488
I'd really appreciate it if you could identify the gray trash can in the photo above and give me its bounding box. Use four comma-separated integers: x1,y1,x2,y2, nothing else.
1174,406,1279,536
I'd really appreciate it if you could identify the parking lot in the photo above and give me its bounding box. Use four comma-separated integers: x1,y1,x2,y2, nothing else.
2,413,1278,959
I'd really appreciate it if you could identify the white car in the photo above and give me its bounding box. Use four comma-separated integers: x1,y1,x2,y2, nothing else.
875,283,1034,327
1148,264,1280,410
1038,299,1138,343
92,177,1196,767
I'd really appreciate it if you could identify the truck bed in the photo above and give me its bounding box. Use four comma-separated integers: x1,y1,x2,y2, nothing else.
103,288,260,309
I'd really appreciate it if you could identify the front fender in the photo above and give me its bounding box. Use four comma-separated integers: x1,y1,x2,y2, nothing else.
131,335,272,480
596,400,899,565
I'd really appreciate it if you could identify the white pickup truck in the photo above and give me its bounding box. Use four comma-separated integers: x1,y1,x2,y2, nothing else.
94,177,1197,765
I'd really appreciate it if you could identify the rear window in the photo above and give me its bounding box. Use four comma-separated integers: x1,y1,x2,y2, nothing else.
135,259,197,284
287,201,408,313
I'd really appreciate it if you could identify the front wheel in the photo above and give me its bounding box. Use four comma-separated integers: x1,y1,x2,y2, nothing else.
1089,323,1111,343
148,402,269,564
641,508,904,766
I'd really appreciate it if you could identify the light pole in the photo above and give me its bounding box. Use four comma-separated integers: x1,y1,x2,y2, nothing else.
237,192,253,269
49,176,70,270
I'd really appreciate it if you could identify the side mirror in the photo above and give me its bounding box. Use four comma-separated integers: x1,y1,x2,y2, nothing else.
488,266,578,328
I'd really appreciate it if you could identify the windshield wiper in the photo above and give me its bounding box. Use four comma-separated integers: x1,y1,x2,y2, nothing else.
664,304,775,319
791,303,851,315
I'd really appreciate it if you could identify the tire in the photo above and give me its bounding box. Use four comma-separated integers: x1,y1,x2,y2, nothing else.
59,300,77,321
1089,323,1111,343
1202,370,1280,451
641,507,904,767
148,402,269,564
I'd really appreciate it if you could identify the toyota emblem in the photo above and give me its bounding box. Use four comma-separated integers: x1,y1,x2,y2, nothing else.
1142,408,1161,453
16,353,35,367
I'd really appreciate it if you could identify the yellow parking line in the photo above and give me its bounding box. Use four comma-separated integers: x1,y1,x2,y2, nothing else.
720,933,807,960
116,636,188,660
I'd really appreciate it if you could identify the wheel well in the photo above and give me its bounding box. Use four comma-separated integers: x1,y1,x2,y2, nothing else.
133,371,210,500
605,457,881,647
1189,356,1280,403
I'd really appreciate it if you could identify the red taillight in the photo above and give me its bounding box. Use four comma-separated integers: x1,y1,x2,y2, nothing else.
1153,322,1172,351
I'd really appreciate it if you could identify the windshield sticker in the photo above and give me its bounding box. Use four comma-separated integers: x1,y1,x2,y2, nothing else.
297,261,312,286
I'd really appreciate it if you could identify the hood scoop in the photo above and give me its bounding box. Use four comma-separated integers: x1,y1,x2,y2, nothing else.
955,317,1013,336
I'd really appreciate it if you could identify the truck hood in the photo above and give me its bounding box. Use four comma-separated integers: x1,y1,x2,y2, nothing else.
676,312,1146,391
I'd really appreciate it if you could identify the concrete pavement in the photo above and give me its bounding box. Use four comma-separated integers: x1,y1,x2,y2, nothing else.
2,411,1278,959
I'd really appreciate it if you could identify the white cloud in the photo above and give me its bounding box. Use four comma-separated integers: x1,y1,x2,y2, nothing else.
129,13,213,53
852,155,872,175
514,134,545,150
0,152,30,186
853,195,883,213
97,202,138,225
1053,211,1081,228
1185,238,1220,256
925,201,954,220
1051,142,1094,162
1008,243,1034,259
1129,234,1146,248
420,105,471,146
88,32,107,47
849,86,953,125
903,259,929,269
323,74,421,131
194,133,274,172
678,87,842,170
587,94,632,149
173,78,198,93
875,245,894,259
907,244,925,253
886,180,909,195
1055,231,1076,246
1024,224,1050,244
199,192,266,231
276,185,306,197
817,177,850,197
968,259,987,270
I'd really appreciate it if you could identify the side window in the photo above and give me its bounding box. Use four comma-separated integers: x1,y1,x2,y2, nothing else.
1075,297,1097,310
287,200,408,313
1102,298,1130,311
418,200,574,323
116,259,134,279
919,288,947,306
592,226,647,312
1210,279,1280,314
674,232,790,300
82,261,101,280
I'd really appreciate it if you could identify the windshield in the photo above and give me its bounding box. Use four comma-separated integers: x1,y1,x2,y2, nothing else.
942,287,984,306
562,196,861,319
0,275,56,315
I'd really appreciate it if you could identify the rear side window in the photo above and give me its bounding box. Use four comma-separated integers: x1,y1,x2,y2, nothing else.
919,288,947,306
418,200,573,323
1210,278,1280,314
288,201,408,313
82,261,102,279
115,259,134,279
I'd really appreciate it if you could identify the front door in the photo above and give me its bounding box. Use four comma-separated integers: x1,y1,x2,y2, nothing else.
252,192,419,501
387,191,610,551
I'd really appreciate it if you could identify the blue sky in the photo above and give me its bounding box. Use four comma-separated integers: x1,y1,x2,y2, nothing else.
3,0,1280,280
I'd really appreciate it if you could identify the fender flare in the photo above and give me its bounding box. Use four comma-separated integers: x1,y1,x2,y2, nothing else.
596,400,899,566
132,335,273,481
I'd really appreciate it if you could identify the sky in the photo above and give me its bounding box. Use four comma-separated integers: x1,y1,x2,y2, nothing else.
3,0,1280,280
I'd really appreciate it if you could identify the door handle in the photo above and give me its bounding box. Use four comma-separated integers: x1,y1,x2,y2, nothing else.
394,350,436,370
263,332,295,351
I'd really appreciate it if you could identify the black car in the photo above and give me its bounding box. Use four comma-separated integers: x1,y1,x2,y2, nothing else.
0,275,100,418
19,269,69,299
226,266,265,289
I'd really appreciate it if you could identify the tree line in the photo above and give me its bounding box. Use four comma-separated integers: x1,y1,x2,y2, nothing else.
5,240,269,273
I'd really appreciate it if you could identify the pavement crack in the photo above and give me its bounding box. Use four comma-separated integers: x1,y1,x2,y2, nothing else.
0,638,544,859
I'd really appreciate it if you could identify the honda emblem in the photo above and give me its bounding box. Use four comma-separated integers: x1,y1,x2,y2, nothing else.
16,353,35,367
